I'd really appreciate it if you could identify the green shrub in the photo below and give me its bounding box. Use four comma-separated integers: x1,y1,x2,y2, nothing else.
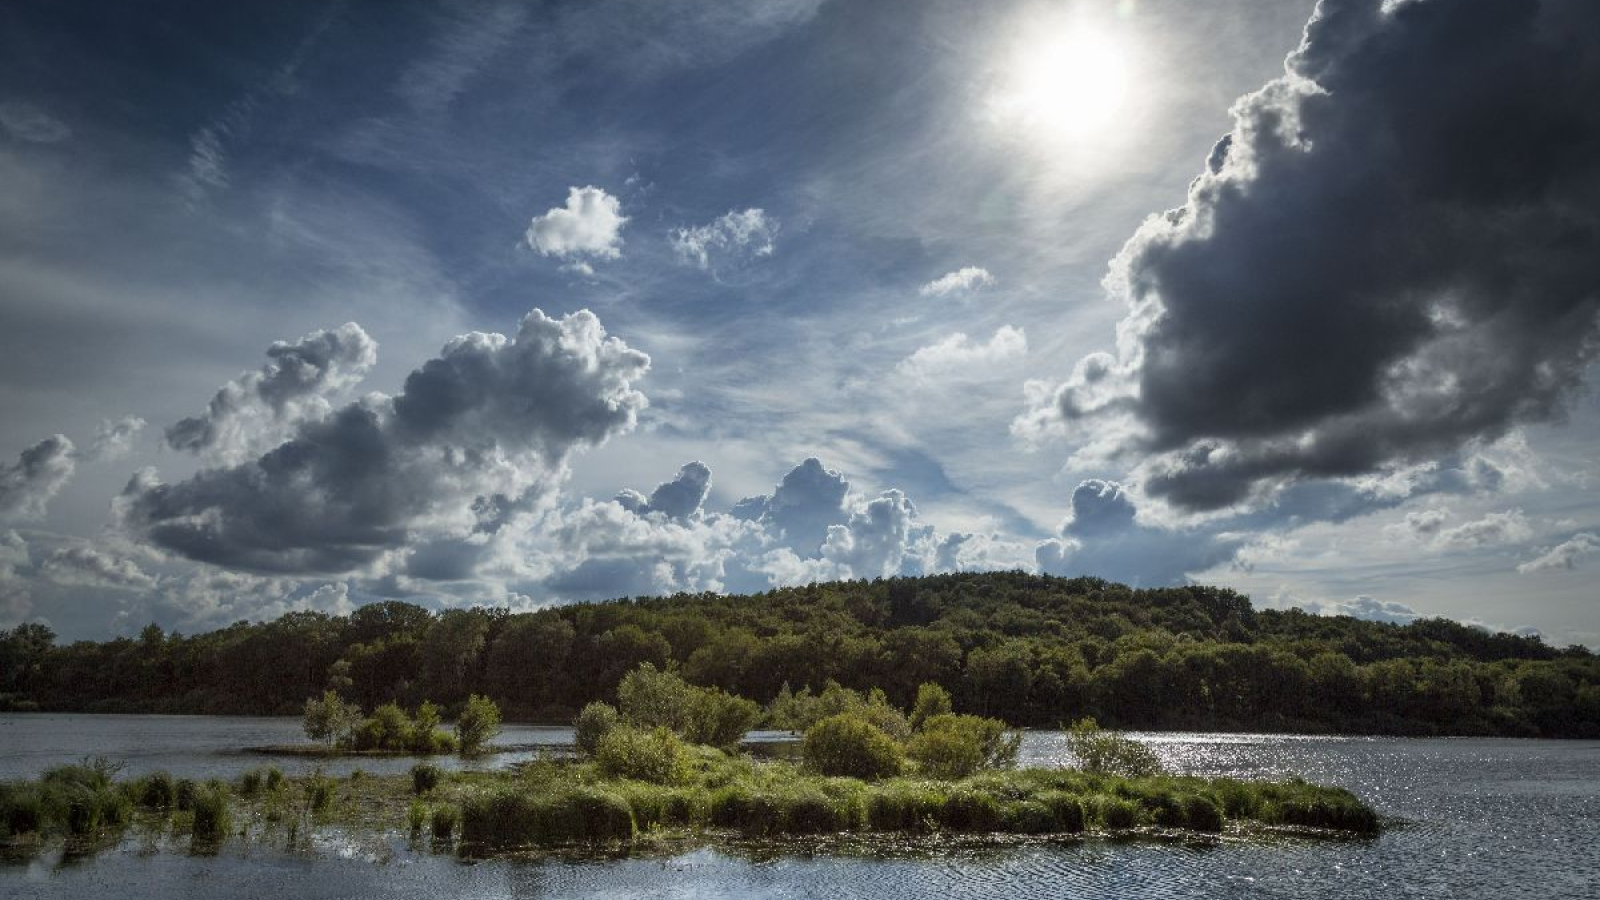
865,783,942,832
1039,791,1087,832
431,804,459,841
909,682,954,731
305,771,336,814
190,783,232,842
174,778,197,811
302,690,361,748
907,714,1021,779
459,787,634,847
939,789,1002,832
264,766,284,791
1065,718,1165,777
139,771,175,808
456,694,502,755
782,787,854,834
614,783,703,830
596,726,691,785
1092,794,1141,829
1004,800,1057,834
239,769,263,797
575,701,620,757
412,763,443,795
802,714,904,780
708,785,783,837
352,702,413,751
684,688,761,750
408,799,428,835
1,785,45,836
1182,794,1225,832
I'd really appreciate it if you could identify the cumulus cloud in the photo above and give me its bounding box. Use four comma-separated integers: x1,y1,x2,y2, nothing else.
166,323,378,463
615,461,712,520
39,544,157,591
670,208,778,271
1435,509,1533,548
122,309,649,575
1026,0,1600,510
1302,594,1421,625
525,186,627,262
0,100,71,143
88,416,147,462
0,435,76,523
1035,479,1246,586
1517,533,1600,574
919,266,994,297
730,457,850,555
897,326,1026,381
0,531,32,624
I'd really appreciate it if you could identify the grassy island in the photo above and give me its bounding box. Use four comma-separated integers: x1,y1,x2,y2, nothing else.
1,668,1379,861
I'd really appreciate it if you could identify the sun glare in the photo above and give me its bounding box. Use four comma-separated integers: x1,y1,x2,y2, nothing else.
998,25,1132,141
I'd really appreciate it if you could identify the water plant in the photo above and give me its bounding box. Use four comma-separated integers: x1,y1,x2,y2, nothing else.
411,762,442,795
190,782,232,842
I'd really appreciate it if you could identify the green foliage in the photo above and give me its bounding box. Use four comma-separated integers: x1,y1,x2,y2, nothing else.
1038,790,1087,832
304,770,337,814
909,682,953,731
264,766,284,791
411,763,442,795
574,701,620,756
938,789,1003,831
595,726,692,785
456,694,503,754
302,690,361,748
346,700,458,753
430,804,459,841
239,768,263,796
139,771,175,808
460,786,635,848
1091,794,1141,829
10,573,1596,738
1,784,45,835
190,782,231,842
906,713,1021,779
174,778,197,811
1065,718,1166,777
407,799,427,835
864,783,943,831
802,714,905,780
617,663,760,749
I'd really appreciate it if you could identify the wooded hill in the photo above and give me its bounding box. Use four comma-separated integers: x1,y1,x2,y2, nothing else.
3,572,1595,737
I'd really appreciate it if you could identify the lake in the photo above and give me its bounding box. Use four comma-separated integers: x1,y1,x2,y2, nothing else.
2,715,1597,899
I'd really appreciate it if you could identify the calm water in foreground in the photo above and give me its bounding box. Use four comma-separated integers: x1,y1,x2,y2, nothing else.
1,714,1596,899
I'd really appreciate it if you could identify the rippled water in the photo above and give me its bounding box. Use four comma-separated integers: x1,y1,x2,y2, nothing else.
3,715,1597,899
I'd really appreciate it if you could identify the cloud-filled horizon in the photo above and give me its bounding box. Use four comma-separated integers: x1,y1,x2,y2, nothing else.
2,0,1597,646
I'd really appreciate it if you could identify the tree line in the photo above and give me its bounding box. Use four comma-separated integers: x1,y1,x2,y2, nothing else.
2,572,1595,737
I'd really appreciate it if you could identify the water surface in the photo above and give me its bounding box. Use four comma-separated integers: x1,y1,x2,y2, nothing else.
2,715,1596,899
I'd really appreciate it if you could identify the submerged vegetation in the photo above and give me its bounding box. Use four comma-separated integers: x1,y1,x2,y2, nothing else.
2,573,1593,737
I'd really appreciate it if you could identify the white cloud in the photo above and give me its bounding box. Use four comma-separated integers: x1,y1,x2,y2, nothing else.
1518,533,1600,574
0,435,76,523
1435,509,1532,548
918,266,994,297
897,326,1026,381
671,208,778,271
526,186,628,261
89,416,148,463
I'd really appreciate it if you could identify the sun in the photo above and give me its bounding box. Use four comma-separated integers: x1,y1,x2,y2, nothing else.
996,24,1132,141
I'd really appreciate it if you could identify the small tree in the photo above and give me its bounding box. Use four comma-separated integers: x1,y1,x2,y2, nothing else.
456,694,502,755
303,690,361,748
595,725,691,784
802,713,905,780
575,701,619,756
1064,718,1165,777
906,713,1020,779
909,682,953,731
617,663,695,731
684,688,761,750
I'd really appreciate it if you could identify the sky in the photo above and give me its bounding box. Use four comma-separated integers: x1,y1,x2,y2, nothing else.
1,0,1597,646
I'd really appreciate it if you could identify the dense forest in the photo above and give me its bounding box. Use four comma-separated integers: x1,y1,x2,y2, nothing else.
2,572,1595,737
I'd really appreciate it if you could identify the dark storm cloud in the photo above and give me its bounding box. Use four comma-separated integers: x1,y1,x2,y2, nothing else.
1038,0,1600,510
0,435,76,522
166,323,378,461
122,309,649,574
